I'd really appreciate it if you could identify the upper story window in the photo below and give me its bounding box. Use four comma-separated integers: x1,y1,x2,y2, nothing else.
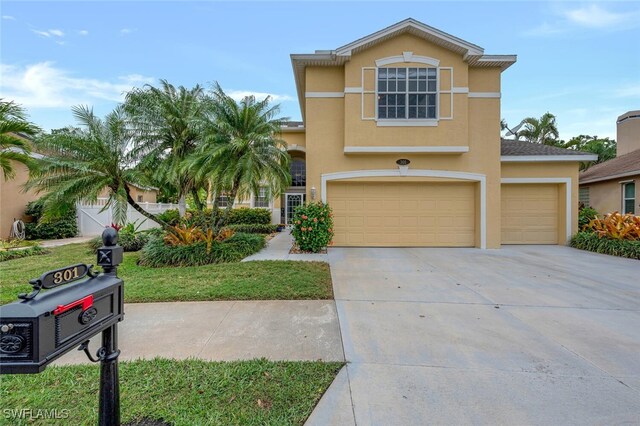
291,159,306,187
377,67,437,120
216,194,229,208
254,188,270,208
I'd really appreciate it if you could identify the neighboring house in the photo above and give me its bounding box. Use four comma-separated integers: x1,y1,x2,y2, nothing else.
259,18,595,248
0,156,42,239
579,111,640,215
97,185,158,204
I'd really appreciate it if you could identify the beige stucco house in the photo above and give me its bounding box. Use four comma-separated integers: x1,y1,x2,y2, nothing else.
253,18,594,248
579,110,640,215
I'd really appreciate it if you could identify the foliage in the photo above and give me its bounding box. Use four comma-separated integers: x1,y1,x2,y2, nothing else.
156,208,181,226
227,208,272,225
1,244,333,304
0,245,48,262
0,239,38,250
24,200,78,240
578,206,599,229
583,212,640,240
570,231,640,260
25,105,165,227
0,358,343,426
519,112,560,145
562,135,616,170
125,80,208,214
187,83,290,228
291,202,334,253
0,99,40,180
224,224,278,234
139,232,263,267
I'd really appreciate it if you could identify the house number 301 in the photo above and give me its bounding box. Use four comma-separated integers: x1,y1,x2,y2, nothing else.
53,267,80,284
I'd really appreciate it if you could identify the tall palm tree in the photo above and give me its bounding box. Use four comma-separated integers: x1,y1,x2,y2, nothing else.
519,112,560,145
0,99,40,179
26,105,166,226
188,84,291,228
124,80,207,216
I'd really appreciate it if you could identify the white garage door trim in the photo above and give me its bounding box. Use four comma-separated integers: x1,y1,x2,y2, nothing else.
321,169,487,249
501,177,572,242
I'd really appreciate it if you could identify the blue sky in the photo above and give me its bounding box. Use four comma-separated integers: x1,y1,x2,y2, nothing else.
1,1,639,140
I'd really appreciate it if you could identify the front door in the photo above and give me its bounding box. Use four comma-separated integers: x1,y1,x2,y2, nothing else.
285,193,305,225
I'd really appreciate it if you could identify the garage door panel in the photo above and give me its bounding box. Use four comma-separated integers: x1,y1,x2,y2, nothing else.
328,181,476,247
501,184,558,245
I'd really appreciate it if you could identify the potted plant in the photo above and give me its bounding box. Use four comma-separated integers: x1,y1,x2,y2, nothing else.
276,223,287,232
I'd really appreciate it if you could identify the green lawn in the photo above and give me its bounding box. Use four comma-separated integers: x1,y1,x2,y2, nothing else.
0,358,343,425
0,244,333,305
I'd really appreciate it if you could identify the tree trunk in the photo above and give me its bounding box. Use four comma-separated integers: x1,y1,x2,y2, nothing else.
125,186,169,229
178,194,187,217
191,188,204,211
215,185,239,230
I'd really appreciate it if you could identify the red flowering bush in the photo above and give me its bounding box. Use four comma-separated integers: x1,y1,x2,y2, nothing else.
291,202,334,252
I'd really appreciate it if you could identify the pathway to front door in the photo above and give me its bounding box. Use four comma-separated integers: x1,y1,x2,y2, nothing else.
306,245,640,425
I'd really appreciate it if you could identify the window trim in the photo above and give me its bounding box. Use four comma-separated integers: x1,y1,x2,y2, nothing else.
252,187,271,208
622,181,636,214
375,66,439,126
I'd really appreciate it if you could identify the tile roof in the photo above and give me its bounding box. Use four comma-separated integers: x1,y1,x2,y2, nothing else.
501,139,589,156
580,149,640,183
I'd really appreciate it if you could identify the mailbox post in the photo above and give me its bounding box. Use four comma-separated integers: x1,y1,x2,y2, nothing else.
0,227,125,425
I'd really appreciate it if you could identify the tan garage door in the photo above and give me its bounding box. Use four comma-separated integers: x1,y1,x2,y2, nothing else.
501,184,558,244
327,181,475,247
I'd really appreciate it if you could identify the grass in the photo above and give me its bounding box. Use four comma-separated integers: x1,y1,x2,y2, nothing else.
0,244,334,305
0,358,344,426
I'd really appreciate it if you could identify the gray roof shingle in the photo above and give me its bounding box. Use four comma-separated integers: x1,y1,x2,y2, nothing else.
501,139,589,156
580,149,640,183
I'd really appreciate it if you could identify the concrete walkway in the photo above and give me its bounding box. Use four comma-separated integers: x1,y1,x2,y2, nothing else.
243,231,328,262
307,245,640,425
55,300,344,365
39,236,94,248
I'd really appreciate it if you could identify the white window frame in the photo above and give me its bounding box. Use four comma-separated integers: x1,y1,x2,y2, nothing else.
252,187,271,208
216,194,230,208
622,181,636,214
375,66,439,126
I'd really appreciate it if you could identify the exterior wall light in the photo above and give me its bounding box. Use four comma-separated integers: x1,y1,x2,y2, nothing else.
311,186,317,201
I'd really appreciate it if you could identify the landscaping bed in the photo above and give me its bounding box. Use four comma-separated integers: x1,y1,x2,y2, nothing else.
0,244,334,305
570,231,640,260
0,358,343,425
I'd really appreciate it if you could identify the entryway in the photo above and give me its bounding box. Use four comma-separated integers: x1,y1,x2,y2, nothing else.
285,193,305,224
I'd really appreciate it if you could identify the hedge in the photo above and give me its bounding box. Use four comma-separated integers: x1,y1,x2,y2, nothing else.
138,232,265,267
570,232,640,260
24,201,78,240
157,208,271,228
223,224,278,234
0,246,49,262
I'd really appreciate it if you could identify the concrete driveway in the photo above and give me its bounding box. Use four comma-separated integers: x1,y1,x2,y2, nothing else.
307,245,640,425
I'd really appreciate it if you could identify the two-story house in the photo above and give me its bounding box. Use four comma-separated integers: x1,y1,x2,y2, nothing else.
254,18,596,248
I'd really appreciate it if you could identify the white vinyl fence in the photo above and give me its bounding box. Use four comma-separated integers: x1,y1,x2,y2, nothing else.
77,199,178,236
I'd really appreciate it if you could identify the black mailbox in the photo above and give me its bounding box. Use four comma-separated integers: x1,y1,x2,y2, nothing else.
0,228,124,374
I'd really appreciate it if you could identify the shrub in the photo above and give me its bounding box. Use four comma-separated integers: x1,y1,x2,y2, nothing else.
570,231,640,260
156,209,180,226
0,246,49,262
223,224,278,234
578,206,599,230
138,232,265,267
24,201,77,240
227,208,271,225
584,212,640,240
88,231,150,253
291,202,334,253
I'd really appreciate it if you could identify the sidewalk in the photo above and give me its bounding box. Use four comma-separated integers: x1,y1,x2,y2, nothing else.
55,300,344,365
39,236,95,248
243,231,328,262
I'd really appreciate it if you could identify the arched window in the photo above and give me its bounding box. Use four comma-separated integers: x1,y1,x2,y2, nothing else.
291,159,306,187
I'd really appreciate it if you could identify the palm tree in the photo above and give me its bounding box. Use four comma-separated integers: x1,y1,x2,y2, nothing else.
0,99,40,179
26,105,166,226
188,84,291,228
124,80,207,216
519,112,560,145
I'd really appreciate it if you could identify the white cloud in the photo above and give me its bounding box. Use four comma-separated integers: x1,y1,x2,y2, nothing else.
120,28,135,35
612,83,640,99
0,62,154,108
31,29,65,38
226,90,294,103
524,3,640,36
78,30,89,36
2,15,16,20
564,4,635,29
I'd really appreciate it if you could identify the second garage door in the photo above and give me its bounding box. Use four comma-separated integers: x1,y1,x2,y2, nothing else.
327,181,476,247
501,184,559,244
